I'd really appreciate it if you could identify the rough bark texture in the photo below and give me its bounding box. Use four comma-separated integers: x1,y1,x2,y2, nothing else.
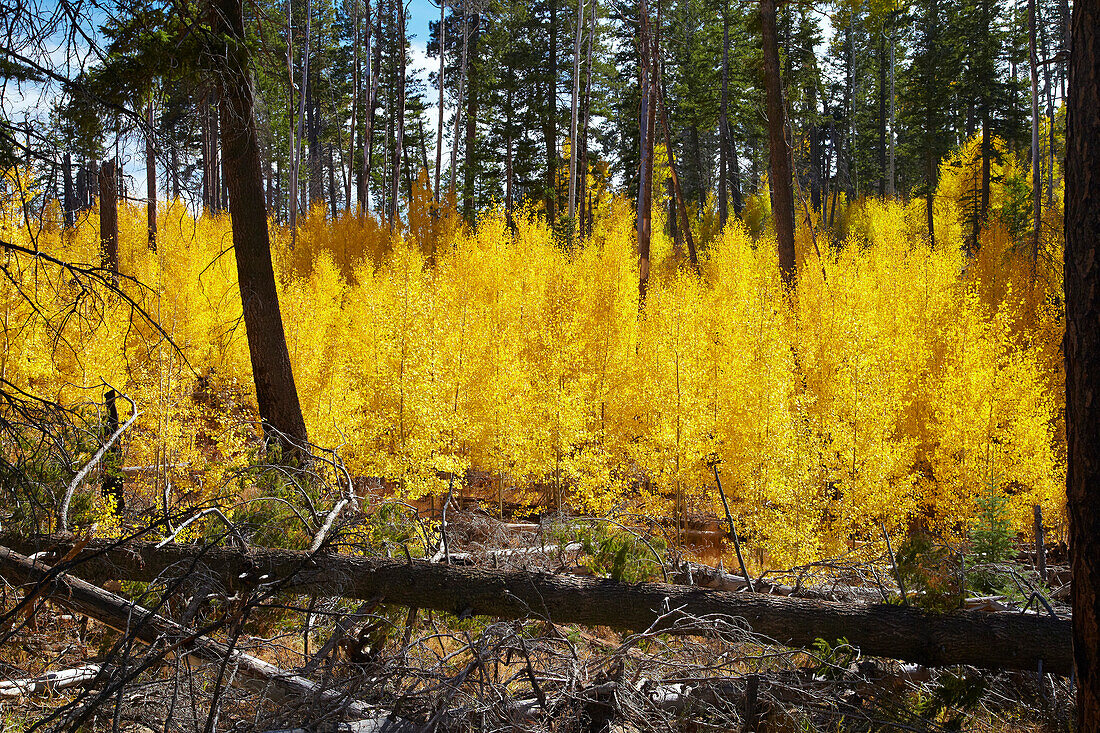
1,535,1072,675
211,0,309,452
98,159,119,280
760,0,796,289
1065,0,1100,723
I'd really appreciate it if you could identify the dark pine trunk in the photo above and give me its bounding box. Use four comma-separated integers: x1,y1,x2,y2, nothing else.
211,0,310,454
761,0,796,288
99,160,119,283
1065,0,1100,725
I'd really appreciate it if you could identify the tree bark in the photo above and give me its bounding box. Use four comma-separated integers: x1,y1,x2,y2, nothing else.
359,0,378,215
718,8,730,228
146,102,157,250
449,8,469,205
545,0,559,225
0,535,1073,675
389,0,406,229
1029,0,1042,265
1065,0,1100,723
99,159,119,283
346,0,359,212
567,0,585,221
211,0,309,454
434,0,446,203
461,15,480,222
636,0,654,308
760,0,796,288
657,88,698,271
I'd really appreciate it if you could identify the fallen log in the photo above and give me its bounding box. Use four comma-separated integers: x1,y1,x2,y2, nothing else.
0,534,1072,675
0,664,101,698
0,545,384,721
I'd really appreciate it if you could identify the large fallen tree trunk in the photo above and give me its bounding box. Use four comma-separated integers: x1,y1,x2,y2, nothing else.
0,534,1071,674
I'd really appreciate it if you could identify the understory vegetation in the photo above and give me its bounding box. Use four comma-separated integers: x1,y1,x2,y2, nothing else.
0,133,1065,567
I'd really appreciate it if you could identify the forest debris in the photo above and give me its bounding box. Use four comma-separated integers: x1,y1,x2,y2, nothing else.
0,663,101,698
0,535,1074,674
0,544,381,720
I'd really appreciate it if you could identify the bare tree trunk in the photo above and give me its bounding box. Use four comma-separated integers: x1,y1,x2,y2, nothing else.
461,15,479,221
449,8,469,204
887,25,896,197
212,0,309,453
62,153,74,229
434,0,446,202
99,160,119,283
346,0,359,211
1065,0,1100,723
567,0,586,221
545,0,559,225
290,0,311,243
146,101,157,250
657,86,698,271
718,7,730,228
389,0,406,230
637,0,655,308
359,0,378,214
1029,0,1042,265
579,0,597,237
761,0,796,288
307,80,322,211
505,87,514,223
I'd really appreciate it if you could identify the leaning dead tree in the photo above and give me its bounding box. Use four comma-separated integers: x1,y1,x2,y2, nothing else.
0,535,1071,675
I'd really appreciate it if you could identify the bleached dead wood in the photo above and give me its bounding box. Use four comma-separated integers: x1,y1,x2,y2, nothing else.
0,664,101,698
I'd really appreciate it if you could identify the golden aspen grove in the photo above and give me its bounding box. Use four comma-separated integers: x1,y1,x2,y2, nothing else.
1,136,1065,567
6,0,1100,723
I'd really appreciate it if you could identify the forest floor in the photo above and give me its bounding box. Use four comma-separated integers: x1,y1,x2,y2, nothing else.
0,506,1077,733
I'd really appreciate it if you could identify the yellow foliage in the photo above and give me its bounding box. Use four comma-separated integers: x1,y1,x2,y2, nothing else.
0,169,1064,565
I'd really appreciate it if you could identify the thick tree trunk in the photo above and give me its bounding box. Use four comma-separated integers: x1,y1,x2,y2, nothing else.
98,160,119,282
62,153,74,229
760,0,796,288
1065,0,1100,723
212,0,309,453
0,536,1072,675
